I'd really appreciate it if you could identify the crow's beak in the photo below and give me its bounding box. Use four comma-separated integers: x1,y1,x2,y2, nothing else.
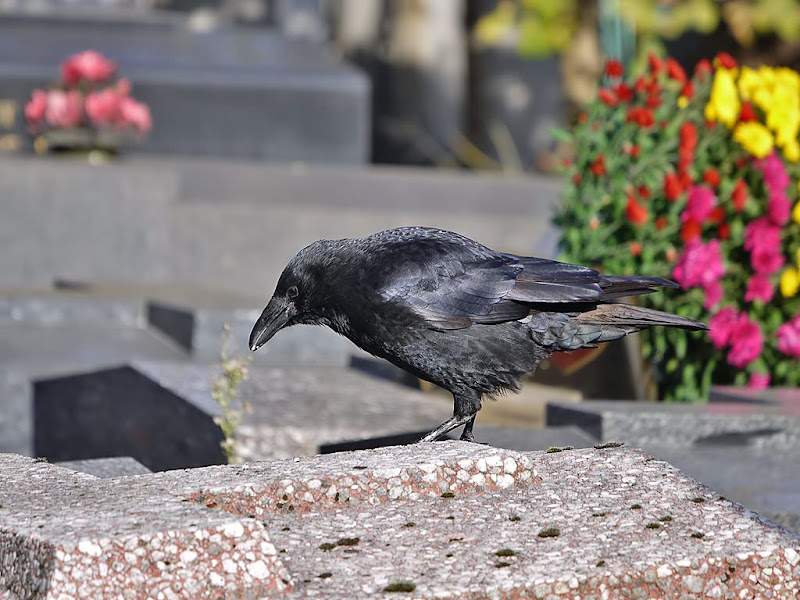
249,297,295,351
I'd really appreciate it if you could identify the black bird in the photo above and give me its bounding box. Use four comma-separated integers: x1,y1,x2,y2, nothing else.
249,227,707,443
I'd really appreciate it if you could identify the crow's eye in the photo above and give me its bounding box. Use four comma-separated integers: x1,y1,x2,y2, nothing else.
287,285,299,299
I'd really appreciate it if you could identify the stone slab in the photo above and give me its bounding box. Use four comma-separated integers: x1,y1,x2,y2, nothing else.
319,425,598,454
135,361,452,461
1,444,798,599
29,361,451,468
546,399,800,448
0,155,561,291
0,18,369,163
55,456,151,478
33,364,227,471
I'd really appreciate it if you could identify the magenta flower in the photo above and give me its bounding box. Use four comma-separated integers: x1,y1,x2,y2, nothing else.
709,306,739,349
672,239,725,289
748,372,770,389
744,275,774,303
756,152,791,226
681,185,716,223
744,217,784,275
777,316,800,358
704,279,723,309
727,313,763,368
768,191,791,226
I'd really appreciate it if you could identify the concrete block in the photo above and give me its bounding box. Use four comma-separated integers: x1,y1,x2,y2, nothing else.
55,456,151,478
1,444,797,598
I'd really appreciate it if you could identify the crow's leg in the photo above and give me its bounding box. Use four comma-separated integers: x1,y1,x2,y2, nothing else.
459,415,477,442
419,393,481,443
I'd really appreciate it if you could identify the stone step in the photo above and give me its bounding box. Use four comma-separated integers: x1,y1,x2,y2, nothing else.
1,444,797,599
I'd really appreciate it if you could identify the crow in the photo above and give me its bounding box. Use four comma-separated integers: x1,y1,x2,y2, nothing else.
249,227,707,443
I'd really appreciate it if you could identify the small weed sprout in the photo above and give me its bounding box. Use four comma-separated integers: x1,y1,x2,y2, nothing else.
212,324,252,463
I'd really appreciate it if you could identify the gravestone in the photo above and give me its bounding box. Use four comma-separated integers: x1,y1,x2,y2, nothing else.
34,364,227,471
0,16,368,162
55,456,151,478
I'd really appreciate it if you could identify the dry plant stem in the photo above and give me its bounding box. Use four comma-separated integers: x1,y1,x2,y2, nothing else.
212,324,252,463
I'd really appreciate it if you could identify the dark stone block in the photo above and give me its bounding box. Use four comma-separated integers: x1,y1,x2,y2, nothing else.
34,365,226,471
0,18,369,163
55,456,151,478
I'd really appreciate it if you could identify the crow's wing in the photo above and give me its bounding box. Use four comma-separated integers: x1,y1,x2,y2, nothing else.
373,232,608,330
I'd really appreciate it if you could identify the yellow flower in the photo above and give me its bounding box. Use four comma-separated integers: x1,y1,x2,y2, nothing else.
733,122,774,158
737,66,762,101
705,68,740,128
781,267,800,298
677,95,689,109
784,139,800,162
794,199,800,225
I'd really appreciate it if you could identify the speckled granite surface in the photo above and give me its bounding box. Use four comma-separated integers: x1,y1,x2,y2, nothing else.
2,443,798,599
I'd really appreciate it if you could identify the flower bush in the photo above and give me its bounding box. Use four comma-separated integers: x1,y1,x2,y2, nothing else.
554,53,800,401
25,50,151,148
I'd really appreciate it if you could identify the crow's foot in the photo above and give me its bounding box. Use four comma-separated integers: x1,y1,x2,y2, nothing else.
419,413,477,443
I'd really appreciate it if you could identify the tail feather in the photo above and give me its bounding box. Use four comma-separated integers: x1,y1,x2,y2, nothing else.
528,303,707,351
599,275,680,300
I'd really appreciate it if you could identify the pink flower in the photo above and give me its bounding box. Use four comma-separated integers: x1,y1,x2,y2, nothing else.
61,50,116,84
24,89,48,126
748,372,770,389
744,217,784,275
116,77,131,97
704,280,723,309
45,89,83,128
709,306,739,349
767,191,791,226
744,275,774,303
85,88,120,127
118,97,152,133
777,316,800,358
727,313,763,368
672,239,725,289
681,185,716,223
750,247,785,275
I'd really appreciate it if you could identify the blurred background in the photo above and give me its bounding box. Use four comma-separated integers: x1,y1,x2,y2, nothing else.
0,0,799,530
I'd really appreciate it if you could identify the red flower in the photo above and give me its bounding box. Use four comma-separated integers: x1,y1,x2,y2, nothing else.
666,58,687,83
637,185,650,199
119,97,152,133
613,83,633,102
648,52,665,75
680,81,694,100
663,172,683,201
61,50,116,84
598,88,618,107
630,241,642,256
732,179,748,211
694,59,713,81
680,219,702,242
45,89,83,128
718,222,730,239
25,89,48,126
646,78,661,96
634,76,648,93
703,168,720,188
626,194,649,224
605,58,624,78
705,119,717,130
715,52,738,69
739,102,757,122
572,173,582,186
646,94,662,109
679,122,697,154
577,112,587,124
709,207,725,224
624,143,641,159
85,88,121,127
655,216,668,230
589,155,606,177
626,106,654,128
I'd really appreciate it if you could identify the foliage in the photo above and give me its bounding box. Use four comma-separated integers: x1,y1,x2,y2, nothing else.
475,0,800,59
212,324,252,463
554,53,800,401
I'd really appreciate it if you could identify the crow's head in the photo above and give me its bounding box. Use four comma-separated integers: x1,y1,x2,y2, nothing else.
249,240,339,352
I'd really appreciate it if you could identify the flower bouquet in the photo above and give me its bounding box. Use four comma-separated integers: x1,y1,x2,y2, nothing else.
24,50,151,156
554,53,800,401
